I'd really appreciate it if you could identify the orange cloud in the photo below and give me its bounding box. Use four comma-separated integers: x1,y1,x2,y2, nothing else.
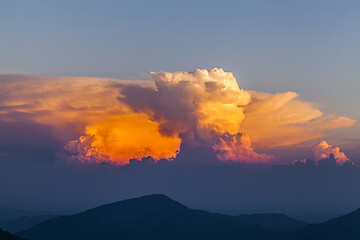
0,70,356,165
0,75,180,164
121,68,265,162
121,69,355,163
241,91,355,148
65,114,180,164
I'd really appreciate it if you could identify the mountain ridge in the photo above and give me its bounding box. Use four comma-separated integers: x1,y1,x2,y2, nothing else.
17,194,360,240
19,194,280,240
290,207,360,239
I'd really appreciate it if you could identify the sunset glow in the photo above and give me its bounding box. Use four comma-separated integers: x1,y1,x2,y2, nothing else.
0,69,355,165
65,114,181,164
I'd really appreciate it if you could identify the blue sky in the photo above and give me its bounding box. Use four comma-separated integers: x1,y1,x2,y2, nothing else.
1,0,359,119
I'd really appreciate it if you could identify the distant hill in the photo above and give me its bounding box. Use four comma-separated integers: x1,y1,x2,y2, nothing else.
235,213,307,231
17,194,360,240
290,208,360,240
0,228,24,240
1,216,56,233
0,208,44,224
19,194,280,240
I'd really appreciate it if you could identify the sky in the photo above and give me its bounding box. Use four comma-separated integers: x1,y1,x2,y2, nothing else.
1,0,360,222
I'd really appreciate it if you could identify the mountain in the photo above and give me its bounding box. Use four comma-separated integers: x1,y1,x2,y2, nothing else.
0,208,44,225
17,194,360,240
19,194,280,240
1,216,56,233
290,208,360,240
235,213,307,232
0,228,24,240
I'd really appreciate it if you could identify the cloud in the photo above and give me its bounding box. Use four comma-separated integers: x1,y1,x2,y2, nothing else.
64,114,180,164
212,133,273,163
120,68,269,163
0,75,180,164
241,91,355,148
65,134,111,163
0,70,356,165
312,141,349,165
120,68,355,163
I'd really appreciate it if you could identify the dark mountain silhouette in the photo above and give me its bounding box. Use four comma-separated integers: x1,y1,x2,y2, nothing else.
0,228,24,240
19,194,281,240
289,208,360,240
17,194,360,240
1,216,55,233
235,213,307,231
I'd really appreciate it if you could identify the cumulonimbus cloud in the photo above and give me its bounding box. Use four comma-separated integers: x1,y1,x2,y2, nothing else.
0,69,355,165
119,68,354,163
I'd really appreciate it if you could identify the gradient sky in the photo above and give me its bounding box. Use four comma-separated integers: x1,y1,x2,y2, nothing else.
1,0,360,221
1,0,360,117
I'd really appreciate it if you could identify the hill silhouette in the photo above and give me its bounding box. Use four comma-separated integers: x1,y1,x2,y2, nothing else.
235,213,306,231
1,215,55,233
290,208,360,239
0,228,24,240
19,194,280,240
17,194,360,240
